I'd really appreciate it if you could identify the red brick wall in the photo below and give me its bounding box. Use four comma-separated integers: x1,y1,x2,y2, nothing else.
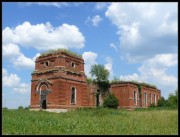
111,84,130,109
87,84,98,107
35,52,84,72
31,51,89,110
111,82,161,109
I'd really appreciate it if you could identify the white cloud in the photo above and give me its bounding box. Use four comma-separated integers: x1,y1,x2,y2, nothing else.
3,68,30,94
104,57,113,80
2,68,8,76
110,43,118,52
33,53,41,61
105,3,177,62
143,53,177,68
20,2,83,8
85,15,103,27
95,2,109,10
3,43,35,70
3,68,21,87
3,21,85,70
3,21,85,50
3,43,21,59
13,83,31,94
120,53,177,99
13,54,35,69
82,51,98,77
120,73,142,82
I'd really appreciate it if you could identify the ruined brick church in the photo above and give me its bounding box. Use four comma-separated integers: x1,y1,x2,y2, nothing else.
30,49,161,110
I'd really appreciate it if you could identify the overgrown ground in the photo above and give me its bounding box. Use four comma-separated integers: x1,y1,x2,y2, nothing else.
2,108,178,135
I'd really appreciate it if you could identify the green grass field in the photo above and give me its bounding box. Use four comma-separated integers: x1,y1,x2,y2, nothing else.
2,108,178,135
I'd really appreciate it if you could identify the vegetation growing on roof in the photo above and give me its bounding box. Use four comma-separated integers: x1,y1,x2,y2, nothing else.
110,77,157,89
39,48,82,59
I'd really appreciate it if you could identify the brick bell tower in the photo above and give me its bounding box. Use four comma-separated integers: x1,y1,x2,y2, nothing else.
30,49,89,110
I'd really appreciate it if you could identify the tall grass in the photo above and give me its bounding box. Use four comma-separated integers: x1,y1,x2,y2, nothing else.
2,108,178,135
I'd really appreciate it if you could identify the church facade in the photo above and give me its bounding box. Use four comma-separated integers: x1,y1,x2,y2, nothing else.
30,50,161,110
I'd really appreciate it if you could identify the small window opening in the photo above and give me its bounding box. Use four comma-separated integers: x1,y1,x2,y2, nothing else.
71,62,75,68
134,91,137,105
71,87,76,104
44,61,49,67
144,92,147,106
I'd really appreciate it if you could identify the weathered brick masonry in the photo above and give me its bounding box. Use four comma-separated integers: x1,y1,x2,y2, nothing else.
30,50,161,110
111,82,161,109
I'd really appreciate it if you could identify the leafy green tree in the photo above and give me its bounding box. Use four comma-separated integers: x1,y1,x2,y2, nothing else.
103,93,119,109
166,90,178,108
90,64,110,95
157,96,166,107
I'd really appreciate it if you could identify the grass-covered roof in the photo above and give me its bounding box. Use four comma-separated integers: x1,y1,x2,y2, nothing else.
39,48,82,59
111,79,157,89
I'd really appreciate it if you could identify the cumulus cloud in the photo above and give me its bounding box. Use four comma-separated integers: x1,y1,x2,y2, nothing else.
3,21,85,50
3,43,21,58
3,21,85,70
95,2,109,10
2,43,35,70
120,53,177,99
2,68,8,76
33,53,41,61
85,15,103,27
82,51,98,77
104,57,113,80
3,68,30,94
13,54,35,69
120,73,142,82
3,68,21,87
19,2,81,8
105,3,177,62
13,83,31,94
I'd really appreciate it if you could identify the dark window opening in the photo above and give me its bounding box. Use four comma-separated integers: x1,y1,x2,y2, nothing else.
71,87,76,104
44,61,49,67
134,91,136,104
71,62,75,68
144,92,147,105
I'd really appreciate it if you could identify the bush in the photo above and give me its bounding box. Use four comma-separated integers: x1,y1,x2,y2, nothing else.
103,93,119,109
24,105,30,110
18,106,24,110
3,107,8,110
149,103,156,108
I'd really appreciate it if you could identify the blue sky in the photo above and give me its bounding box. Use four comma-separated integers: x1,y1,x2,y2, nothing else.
2,2,178,108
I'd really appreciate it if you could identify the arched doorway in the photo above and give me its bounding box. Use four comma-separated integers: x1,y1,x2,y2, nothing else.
35,79,52,109
40,84,48,109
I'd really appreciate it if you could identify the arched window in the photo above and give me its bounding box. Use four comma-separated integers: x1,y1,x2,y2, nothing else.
144,92,147,106
71,87,76,104
154,94,156,104
71,62,75,68
150,93,152,104
44,61,49,67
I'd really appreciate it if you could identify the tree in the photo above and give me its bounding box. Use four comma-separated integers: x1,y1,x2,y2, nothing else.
166,90,178,108
157,96,166,107
90,64,110,95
